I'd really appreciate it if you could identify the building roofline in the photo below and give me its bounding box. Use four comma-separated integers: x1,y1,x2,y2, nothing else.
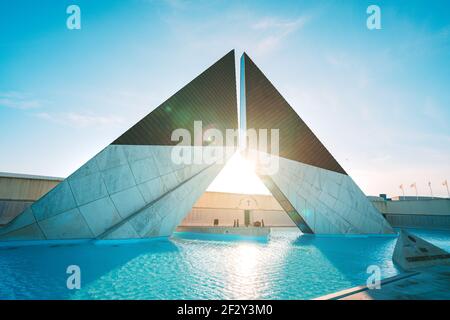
0,172,64,181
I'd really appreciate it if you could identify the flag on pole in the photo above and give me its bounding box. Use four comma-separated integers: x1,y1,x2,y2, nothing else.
410,182,418,199
399,184,405,197
443,180,450,198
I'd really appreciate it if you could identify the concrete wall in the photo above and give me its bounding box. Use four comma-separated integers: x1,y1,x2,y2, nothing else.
0,173,62,225
250,210,295,227
181,207,295,227
182,208,244,227
372,198,450,216
193,191,283,210
371,198,450,230
0,172,62,201
180,191,296,227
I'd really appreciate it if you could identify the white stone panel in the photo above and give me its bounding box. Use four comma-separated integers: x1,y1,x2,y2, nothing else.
95,145,128,171
38,208,94,239
110,186,147,219
78,197,122,237
124,145,156,163
68,172,109,207
321,175,340,199
137,178,165,204
101,163,136,194
128,205,162,237
318,190,337,210
129,156,160,184
32,180,77,221
103,221,140,240
69,157,100,179
161,172,179,193
152,147,182,175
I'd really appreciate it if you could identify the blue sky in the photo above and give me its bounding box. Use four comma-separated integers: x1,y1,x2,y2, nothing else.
0,0,449,197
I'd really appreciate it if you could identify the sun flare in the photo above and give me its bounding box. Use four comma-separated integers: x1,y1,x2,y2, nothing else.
206,153,271,195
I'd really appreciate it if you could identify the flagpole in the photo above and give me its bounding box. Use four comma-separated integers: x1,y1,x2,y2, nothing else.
399,184,405,199
428,182,433,199
444,180,450,198
410,182,418,200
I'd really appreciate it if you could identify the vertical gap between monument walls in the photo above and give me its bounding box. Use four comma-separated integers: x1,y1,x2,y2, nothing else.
239,53,246,150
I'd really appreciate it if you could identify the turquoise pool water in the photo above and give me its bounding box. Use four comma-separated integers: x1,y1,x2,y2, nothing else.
0,228,448,300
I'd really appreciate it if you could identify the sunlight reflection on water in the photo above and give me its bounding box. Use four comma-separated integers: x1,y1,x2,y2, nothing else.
0,228,448,299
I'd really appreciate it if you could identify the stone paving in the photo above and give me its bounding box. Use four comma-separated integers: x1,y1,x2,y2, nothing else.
318,265,450,300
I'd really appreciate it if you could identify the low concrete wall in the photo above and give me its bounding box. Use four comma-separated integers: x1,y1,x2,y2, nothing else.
193,191,283,210
176,226,271,237
372,198,450,216
371,198,450,230
180,207,295,227
384,214,450,230
0,173,63,225
182,208,244,227
179,191,295,227
0,172,62,201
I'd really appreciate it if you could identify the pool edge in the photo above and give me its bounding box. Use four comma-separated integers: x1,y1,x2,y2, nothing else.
313,271,420,300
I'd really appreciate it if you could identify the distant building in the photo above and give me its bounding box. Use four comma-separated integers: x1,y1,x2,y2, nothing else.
370,195,450,230
0,172,62,226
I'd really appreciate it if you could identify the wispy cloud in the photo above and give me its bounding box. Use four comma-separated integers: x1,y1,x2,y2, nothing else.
160,5,312,58
35,112,124,128
251,16,308,31
251,16,310,55
0,91,42,109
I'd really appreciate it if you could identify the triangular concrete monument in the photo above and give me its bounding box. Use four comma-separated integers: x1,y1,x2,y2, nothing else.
0,50,395,241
